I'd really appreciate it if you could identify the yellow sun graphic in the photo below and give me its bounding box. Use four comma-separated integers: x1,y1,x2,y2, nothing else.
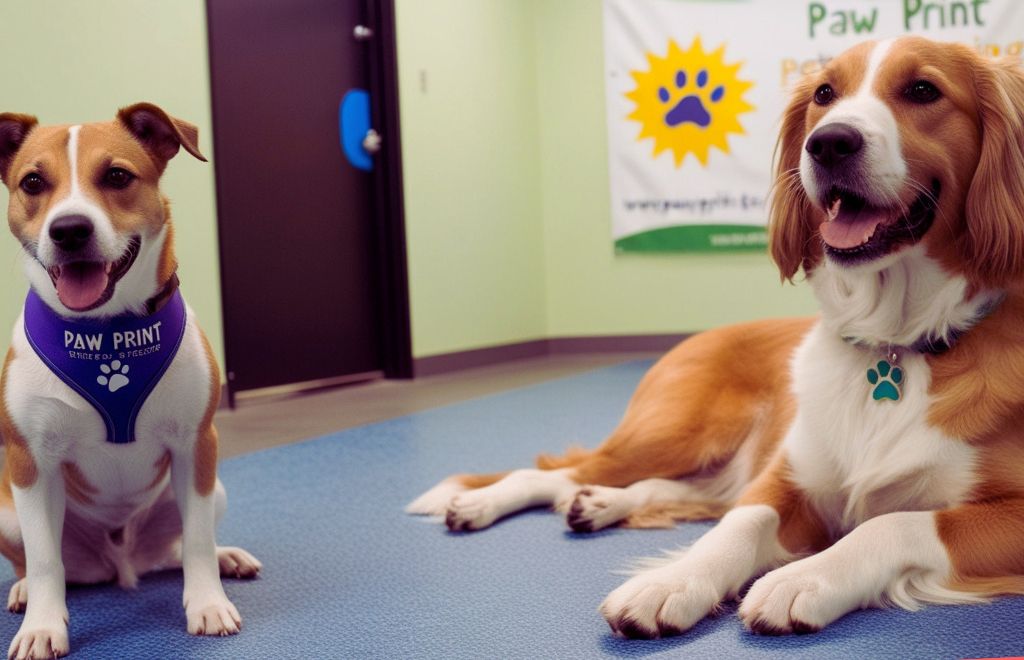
626,36,755,167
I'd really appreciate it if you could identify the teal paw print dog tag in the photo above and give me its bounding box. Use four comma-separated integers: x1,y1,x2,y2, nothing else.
866,360,902,402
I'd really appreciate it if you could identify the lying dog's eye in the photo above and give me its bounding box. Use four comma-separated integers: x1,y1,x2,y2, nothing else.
103,167,135,189
814,84,834,105
19,173,46,196
906,80,941,104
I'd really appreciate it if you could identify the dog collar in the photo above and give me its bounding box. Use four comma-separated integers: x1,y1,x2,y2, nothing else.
844,294,1004,403
22,286,187,444
841,294,1004,356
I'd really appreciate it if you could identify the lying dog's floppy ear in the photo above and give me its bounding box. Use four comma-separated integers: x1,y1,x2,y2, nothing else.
117,102,207,168
769,77,818,283
963,56,1024,287
0,113,39,185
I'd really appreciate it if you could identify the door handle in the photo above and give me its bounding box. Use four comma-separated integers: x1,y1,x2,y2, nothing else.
362,129,382,154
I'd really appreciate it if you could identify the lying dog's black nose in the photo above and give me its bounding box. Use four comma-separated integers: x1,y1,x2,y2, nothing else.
806,123,863,168
49,214,94,252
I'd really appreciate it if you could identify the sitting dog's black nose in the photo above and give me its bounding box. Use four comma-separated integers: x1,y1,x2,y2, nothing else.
48,215,94,252
806,123,864,168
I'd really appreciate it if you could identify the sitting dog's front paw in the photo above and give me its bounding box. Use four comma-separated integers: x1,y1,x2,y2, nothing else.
600,569,720,639
186,595,242,636
739,561,850,635
8,618,69,660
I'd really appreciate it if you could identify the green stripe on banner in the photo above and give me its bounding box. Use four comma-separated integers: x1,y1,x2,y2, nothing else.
615,224,768,253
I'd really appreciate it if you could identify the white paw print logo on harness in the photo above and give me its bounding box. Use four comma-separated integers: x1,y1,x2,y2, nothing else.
97,360,130,393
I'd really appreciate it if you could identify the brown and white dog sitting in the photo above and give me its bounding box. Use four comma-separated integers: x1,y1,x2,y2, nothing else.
0,104,260,659
409,36,1024,637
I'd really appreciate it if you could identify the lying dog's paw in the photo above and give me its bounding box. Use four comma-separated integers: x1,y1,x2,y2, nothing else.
739,560,849,635
7,619,69,660
566,486,629,533
445,492,500,531
600,568,720,639
6,580,26,614
217,546,262,579
406,478,467,517
186,595,242,636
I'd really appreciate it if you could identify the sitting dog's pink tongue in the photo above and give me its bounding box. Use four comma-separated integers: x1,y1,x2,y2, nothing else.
819,198,884,249
55,262,109,310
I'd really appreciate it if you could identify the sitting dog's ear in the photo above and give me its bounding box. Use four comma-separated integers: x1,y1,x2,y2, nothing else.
0,113,39,185
117,102,207,169
963,56,1024,287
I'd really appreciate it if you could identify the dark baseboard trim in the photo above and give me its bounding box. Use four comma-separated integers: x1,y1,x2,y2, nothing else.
413,333,690,377
414,339,550,377
215,334,691,402
547,334,689,354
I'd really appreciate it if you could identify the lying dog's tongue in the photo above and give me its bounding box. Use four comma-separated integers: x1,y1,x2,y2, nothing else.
819,198,885,249
55,262,109,310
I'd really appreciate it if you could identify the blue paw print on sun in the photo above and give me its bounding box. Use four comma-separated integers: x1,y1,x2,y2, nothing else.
866,361,903,401
625,37,755,166
658,69,725,128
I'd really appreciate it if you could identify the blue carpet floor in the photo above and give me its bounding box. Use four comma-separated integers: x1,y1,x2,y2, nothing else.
0,360,1021,658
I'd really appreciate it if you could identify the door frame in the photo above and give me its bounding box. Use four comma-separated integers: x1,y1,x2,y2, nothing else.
364,0,413,380
206,0,412,406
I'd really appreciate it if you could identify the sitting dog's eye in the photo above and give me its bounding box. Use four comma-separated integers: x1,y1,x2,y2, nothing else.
103,167,135,189
906,80,941,104
814,84,834,105
19,173,46,196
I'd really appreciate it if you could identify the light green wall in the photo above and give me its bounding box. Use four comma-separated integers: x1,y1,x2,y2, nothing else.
532,0,817,336
0,0,223,365
396,1,817,359
395,0,548,358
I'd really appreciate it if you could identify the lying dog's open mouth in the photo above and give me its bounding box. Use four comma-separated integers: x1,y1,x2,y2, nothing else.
47,237,141,311
819,179,940,264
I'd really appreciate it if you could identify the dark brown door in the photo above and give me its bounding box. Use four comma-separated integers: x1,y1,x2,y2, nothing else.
208,0,406,401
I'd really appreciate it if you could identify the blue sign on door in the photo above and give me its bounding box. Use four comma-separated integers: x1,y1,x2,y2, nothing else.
340,89,373,171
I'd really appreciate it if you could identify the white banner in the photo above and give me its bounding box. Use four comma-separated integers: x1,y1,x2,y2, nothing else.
604,0,1024,252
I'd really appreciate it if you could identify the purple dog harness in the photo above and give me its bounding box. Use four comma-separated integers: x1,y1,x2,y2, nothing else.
23,288,187,444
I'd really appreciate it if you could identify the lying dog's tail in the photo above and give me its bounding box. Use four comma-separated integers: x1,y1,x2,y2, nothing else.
534,445,593,470
945,575,1024,599
454,471,511,489
621,501,732,528
405,471,510,515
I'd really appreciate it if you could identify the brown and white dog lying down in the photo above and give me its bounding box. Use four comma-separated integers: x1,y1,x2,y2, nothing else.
409,36,1024,638
0,105,260,659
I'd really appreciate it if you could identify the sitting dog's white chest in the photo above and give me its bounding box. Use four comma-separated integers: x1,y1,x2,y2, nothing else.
784,322,976,535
